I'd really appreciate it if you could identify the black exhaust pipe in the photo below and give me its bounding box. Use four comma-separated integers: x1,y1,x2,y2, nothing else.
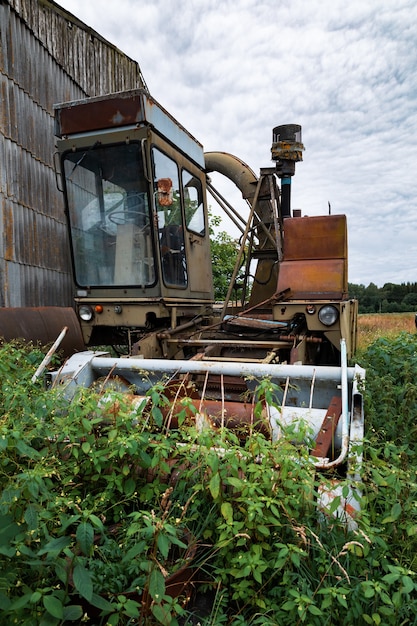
271,124,304,219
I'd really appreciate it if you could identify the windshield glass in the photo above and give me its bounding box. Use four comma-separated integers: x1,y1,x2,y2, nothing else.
63,143,154,287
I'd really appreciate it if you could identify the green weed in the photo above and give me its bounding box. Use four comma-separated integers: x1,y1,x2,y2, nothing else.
0,336,416,624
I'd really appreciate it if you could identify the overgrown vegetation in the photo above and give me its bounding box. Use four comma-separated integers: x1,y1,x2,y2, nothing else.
0,324,417,624
209,214,248,302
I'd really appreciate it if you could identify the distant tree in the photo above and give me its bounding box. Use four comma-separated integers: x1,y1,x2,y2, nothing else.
385,283,408,303
349,281,417,313
402,292,417,310
386,301,403,313
348,283,366,300
380,299,390,313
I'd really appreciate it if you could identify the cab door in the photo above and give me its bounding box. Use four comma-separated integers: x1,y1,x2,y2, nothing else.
152,145,213,299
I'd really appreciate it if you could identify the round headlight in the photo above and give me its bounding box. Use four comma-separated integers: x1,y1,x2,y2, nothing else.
79,305,94,322
318,305,339,326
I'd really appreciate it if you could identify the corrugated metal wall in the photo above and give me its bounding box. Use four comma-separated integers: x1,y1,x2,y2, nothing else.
0,0,147,307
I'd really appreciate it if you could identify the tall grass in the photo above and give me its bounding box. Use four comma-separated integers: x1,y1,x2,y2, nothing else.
358,312,416,350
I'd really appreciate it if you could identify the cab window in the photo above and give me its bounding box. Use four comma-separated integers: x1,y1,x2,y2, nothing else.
152,148,188,288
182,169,205,235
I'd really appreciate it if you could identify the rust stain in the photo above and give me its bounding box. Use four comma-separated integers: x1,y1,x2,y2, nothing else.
56,94,145,136
3,201,14,261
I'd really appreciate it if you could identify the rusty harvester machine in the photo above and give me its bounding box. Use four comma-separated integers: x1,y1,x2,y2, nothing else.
11,89,367,524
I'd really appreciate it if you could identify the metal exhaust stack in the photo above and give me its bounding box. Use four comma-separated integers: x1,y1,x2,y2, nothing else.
271,124,304,218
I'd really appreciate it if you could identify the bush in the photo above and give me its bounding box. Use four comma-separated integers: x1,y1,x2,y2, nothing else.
0,337,417,624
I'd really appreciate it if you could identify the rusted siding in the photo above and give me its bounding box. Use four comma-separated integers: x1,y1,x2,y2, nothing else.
0,0,147,307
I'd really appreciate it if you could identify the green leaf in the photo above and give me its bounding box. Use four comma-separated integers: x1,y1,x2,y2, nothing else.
382,500,403,523
336,594,349,609
226,476,244,489
38,536,71,557
73,564,93,602
401,575,415,594
81,418,92,433
382,573,400,585
221,502,233,524
76,521,94,555
157,533,170,559
122,541,146,562
123,599,140,618
363,584,375,598
30,591,42,604
62,605,84,621
282,600,296,611
124,477,136,496
0,591,11,610
253,568,263,584
88,513,104,531
209,473,220,500
308,604,323,616
8,593,32,611
390,502,402,520
148,568,166,602
371,470,388,487
43,595,64,620
82,441,90,454
24,504,38,530
151,601,172,625
328,495,341,515
151,406,163,427
108,429,118,442
89,592,113,611
17,440,40,459
0,520,21,546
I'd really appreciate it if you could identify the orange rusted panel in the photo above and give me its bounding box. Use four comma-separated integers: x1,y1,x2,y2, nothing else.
163,398,271,437
277,214,348,298
277,259,347,299
283,215,347,261
312,396,342,458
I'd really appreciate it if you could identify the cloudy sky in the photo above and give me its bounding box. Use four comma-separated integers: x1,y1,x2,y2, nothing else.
56,0,417,287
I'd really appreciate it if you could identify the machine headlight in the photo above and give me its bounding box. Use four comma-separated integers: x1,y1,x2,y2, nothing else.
79,305,94,322
318,305,339,326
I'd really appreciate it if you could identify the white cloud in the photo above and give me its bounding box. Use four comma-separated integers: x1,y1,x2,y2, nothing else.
56,0,417,287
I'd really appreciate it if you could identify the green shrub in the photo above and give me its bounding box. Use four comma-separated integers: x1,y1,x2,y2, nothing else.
0,337,417,625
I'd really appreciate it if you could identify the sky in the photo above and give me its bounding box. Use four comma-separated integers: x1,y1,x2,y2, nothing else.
56,0,417,287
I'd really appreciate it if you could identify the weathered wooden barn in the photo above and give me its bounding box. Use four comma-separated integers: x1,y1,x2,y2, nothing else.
0,0,147,307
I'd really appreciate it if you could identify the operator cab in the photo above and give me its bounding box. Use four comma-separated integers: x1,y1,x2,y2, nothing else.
55,90,213,348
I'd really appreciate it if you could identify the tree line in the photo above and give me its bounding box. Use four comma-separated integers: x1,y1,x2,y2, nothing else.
349,282,417,314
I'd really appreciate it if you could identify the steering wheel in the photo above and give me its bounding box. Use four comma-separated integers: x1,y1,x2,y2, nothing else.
107,207,144,225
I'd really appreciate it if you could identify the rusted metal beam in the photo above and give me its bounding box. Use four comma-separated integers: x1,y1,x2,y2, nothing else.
312,396,343,458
